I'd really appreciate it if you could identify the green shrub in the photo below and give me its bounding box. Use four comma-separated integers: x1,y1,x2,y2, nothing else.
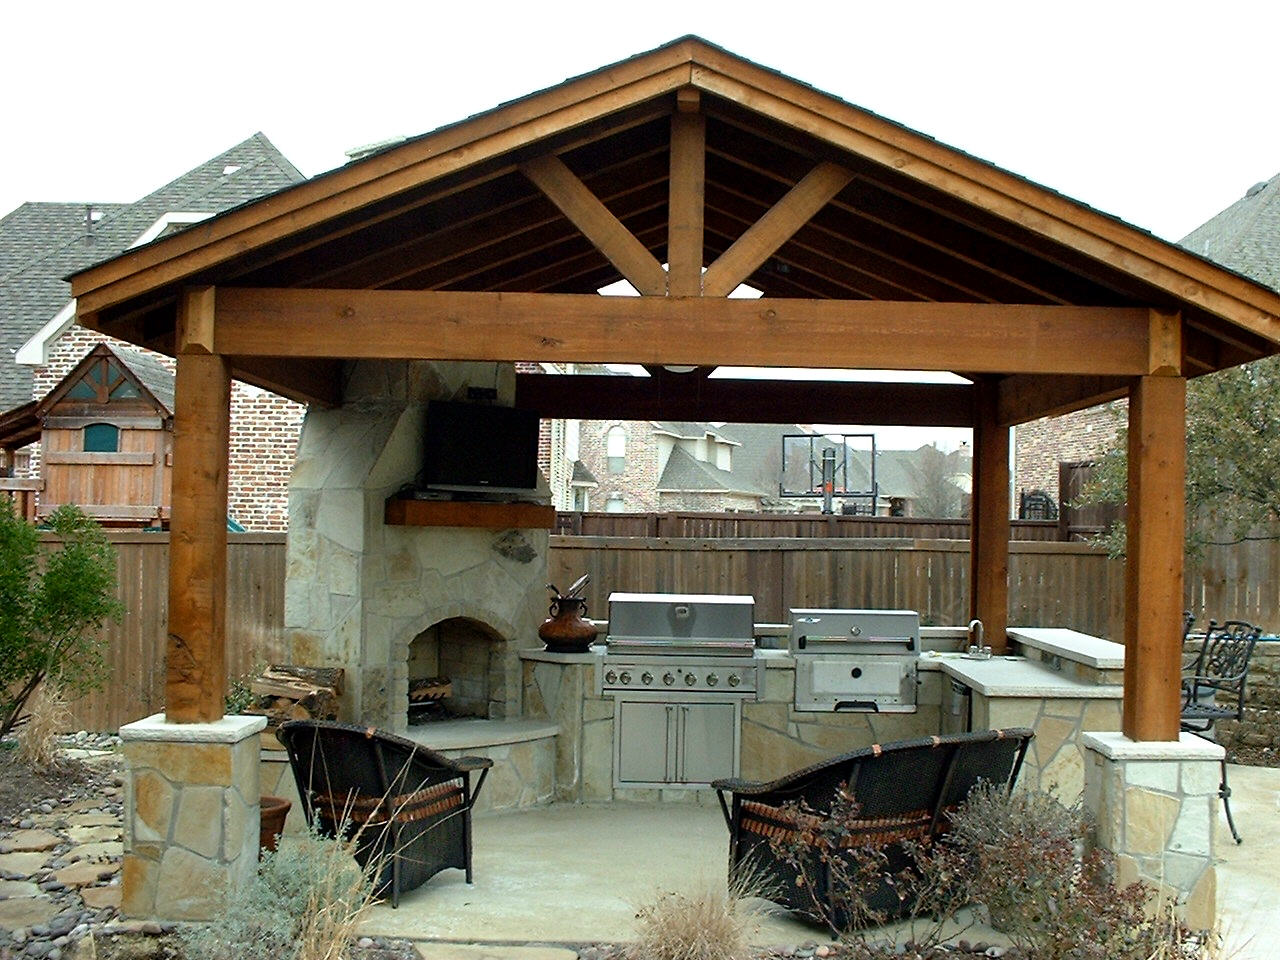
180,823,373,960
0,501,122,741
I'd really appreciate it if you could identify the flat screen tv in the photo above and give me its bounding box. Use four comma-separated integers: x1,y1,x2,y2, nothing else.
422,400,541,495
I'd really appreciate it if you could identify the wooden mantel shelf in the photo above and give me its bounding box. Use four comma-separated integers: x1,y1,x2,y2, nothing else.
385,497,556,529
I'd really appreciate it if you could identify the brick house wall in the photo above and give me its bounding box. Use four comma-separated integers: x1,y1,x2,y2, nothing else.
578,419,660,512
1013,400,1124,506
26,324,304,530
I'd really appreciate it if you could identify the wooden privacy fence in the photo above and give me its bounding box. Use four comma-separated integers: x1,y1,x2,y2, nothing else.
58,529,1280,730
549,536,1126,635
555,511,1063,541
60,531,287,731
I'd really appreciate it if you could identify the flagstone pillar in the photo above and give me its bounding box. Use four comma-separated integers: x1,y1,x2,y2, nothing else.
119,714,265,919
1082,732,1219,929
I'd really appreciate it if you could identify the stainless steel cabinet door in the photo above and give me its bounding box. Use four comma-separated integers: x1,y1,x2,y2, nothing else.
675,701,738,784
616,700,674,784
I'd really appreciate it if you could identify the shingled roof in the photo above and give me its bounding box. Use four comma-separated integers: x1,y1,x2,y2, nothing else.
1180,173,1280,292
0,134,304,410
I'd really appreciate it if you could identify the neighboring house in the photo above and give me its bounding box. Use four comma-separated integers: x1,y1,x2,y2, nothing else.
0,344,177,525
576,416,968,515
1013,171,1280,509
0,134,307,528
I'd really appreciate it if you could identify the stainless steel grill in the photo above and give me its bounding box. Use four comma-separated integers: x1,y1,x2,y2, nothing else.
599,593,761,697
789,608,919,713
599,592,760,789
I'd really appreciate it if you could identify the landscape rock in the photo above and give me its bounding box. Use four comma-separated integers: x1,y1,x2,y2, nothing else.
0,830,63,854
54,861,119,887
0,895,60,928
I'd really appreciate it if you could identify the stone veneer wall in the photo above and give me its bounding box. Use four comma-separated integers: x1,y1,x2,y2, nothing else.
974,694,1122,800
740,666,944,780
284,359,548,732
522,657,949,802
1082,733,1220,930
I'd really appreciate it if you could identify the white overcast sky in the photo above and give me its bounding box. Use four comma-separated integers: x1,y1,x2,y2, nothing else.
4,0,1278,450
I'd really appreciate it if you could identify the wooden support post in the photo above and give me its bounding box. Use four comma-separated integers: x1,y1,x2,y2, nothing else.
970,380,1010,652
667,92,705,296
1123,374,1186,740
166,287,231,723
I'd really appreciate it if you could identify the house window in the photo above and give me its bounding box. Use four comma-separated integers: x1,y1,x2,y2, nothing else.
606,425,626,474
83,423,119,453
604,494,625,513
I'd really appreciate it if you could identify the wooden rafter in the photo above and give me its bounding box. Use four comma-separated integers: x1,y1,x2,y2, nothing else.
701,161,853,297
520,154,667,295
211,287,1155,376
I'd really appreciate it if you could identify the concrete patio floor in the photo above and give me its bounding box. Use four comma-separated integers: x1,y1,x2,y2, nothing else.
357,763,1279,951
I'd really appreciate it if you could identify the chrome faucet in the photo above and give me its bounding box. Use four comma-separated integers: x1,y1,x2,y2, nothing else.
966,619,985,656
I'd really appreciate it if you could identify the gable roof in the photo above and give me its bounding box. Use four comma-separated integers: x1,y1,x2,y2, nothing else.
67,37,1280,402
656,444,751,493
0,134,303,410
0,202,126,283
0,343,176,450
1180,173,1280,292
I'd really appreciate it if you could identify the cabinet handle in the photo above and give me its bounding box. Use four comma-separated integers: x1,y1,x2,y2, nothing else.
666,705,675,782
679,705,689,782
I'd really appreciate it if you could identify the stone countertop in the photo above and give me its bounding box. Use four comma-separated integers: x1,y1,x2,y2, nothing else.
939,655,1122,699
401,718,560,750
519,646,604,664
1008,627,1124,669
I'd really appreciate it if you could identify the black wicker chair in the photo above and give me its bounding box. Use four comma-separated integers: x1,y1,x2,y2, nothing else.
278,720,492,907
712,727,1034,928
1181,619,1262,844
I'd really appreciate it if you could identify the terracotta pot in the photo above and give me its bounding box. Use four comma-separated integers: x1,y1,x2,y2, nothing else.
539,596,598,653
259,795,292,855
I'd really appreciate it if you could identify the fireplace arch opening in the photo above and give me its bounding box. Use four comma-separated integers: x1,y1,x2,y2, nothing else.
407,616,510,722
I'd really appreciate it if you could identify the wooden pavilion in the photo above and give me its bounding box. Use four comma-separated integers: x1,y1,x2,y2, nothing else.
68,37,1280,747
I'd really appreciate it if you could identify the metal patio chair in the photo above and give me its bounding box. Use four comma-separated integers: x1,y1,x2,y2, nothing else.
1181,619,1262,844
278,720,492,907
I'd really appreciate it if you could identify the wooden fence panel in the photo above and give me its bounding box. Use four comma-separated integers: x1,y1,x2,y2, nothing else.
59,526,1280,732
55,532,286,731
559,511,1060,541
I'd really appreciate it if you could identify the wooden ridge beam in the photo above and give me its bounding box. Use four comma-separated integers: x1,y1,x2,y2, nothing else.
515,372,974,426
213,288,1155,376
520,154,667,295
702,161,853,297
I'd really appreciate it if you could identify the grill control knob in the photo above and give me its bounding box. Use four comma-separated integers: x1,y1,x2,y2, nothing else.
619,671,632,685
706,673,719,687
641,671,654,685
663,672,676,686
684,673,698,686
727,673,741,687
604,670,617,684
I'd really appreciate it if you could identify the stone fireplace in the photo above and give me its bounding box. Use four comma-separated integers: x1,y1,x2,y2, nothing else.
282,359,548,732
408,617,506,719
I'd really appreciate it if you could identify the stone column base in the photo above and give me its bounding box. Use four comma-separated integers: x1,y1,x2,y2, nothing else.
1082,731,1221,930
120,713,266,920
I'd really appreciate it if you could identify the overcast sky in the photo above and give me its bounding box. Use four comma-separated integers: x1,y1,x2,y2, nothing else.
4,1,1277,450
4,1,1278,241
